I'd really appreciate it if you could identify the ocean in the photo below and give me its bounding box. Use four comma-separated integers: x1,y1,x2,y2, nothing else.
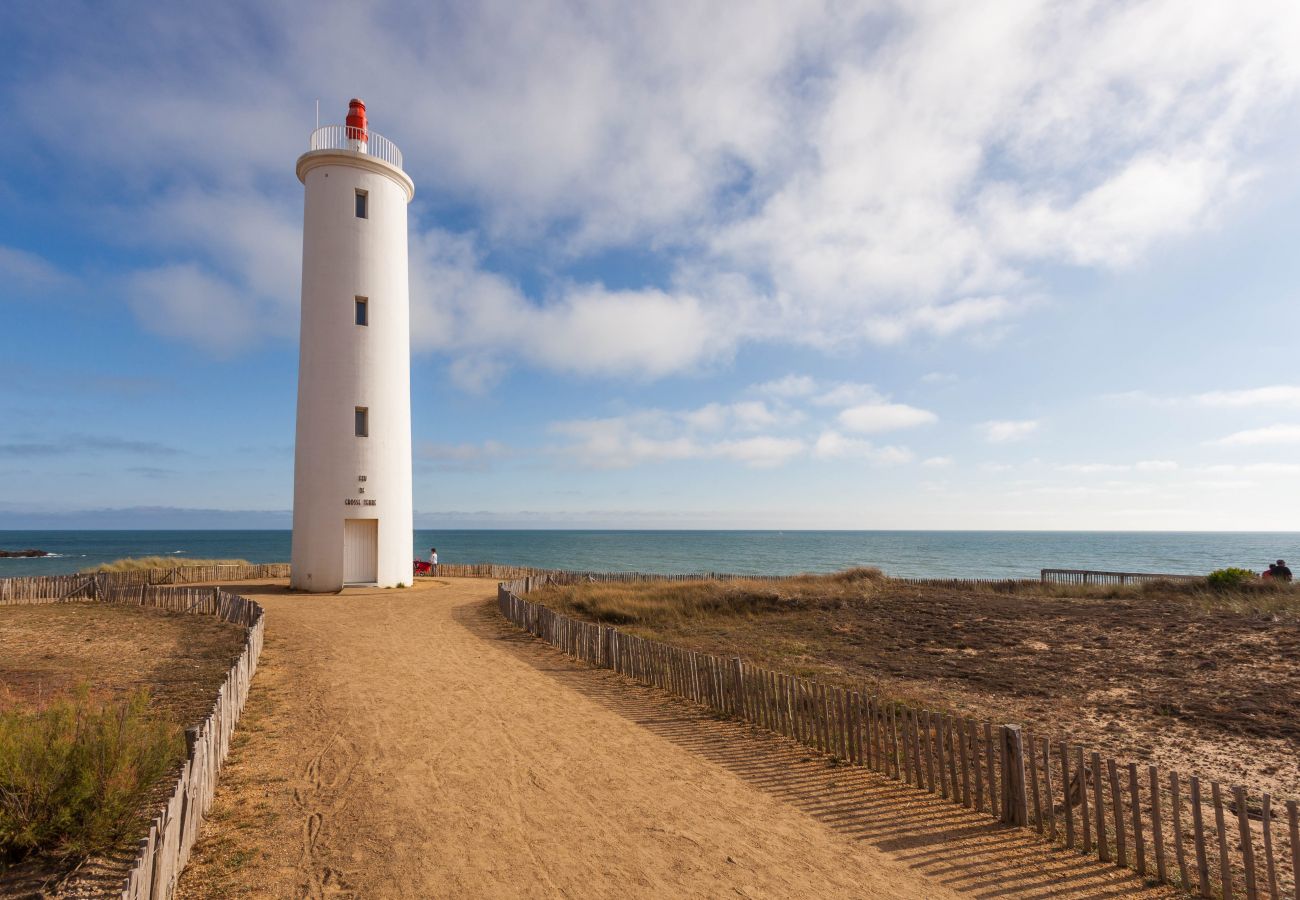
0,529,1296,580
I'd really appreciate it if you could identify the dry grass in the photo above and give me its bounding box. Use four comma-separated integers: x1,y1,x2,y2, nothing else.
0,603,245,732
538,569,1300,628
540,566,888,628
83,556,251,573
529,569,1300,804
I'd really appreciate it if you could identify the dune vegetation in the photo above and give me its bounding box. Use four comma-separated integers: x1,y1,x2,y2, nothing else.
529,568,1300,805
82,556,251,574
536,567,1300,628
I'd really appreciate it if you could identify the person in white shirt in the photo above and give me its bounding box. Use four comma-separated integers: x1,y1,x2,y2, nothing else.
429,547,438,575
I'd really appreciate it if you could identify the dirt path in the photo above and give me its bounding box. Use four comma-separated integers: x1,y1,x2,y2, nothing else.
174,578,1167,899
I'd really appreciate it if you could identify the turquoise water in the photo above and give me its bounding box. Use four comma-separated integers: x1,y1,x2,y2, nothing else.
1,529,1296,579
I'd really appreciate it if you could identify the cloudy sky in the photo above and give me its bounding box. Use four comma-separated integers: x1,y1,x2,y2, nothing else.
4,0,1300,530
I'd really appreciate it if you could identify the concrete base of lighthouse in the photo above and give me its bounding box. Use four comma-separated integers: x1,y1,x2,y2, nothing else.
290,511,412,592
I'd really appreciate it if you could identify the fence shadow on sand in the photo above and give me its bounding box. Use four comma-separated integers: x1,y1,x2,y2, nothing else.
457,598,1171,900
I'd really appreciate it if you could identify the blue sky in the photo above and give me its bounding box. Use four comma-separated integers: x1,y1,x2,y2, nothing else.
4,0,1300,530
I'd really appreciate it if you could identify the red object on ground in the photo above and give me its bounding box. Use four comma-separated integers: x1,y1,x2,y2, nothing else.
413,560,432,575
346,98,368,142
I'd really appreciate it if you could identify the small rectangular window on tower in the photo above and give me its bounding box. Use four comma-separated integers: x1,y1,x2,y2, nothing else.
354,407,369,437
355,190,368,219
355,296,368,326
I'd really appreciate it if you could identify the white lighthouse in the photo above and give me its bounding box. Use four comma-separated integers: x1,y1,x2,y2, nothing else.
290,99,415,591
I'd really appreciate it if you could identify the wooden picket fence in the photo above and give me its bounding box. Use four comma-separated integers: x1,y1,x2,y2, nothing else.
430,562,1046,590
1042,568,1204,586
0,563,290,603
429,563,793,582
498,576,1299,899
0,578,264,899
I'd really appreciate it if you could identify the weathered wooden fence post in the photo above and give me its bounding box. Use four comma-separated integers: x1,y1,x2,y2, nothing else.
1001,725,1029,827
732,658,744,718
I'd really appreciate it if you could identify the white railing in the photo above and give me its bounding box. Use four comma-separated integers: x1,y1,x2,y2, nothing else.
308,124,403,170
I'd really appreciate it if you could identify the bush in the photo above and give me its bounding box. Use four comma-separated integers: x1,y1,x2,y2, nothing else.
0,687,180,864
1206,567,1256,591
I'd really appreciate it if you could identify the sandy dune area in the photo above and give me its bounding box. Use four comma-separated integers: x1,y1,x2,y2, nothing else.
174,578,1167,899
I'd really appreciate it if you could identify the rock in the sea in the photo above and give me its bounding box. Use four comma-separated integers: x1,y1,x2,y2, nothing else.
0,548,49,558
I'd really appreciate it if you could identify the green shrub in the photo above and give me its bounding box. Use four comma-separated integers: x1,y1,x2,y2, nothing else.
0,687,180,865
1206,567,1256,591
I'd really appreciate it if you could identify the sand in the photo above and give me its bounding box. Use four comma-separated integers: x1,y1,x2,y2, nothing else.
173,578,1168,899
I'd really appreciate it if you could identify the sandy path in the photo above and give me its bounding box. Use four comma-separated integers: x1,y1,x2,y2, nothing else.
175,578,1167,899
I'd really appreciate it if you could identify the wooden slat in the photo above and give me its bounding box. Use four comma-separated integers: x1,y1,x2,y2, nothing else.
1028,733,1042,834
1192,777,1211,897
945,716,959,803
1213,782,1233,900
1109,757,1127,866
1129,763,1146,877
890,704,900,780
1042,738,1056,841
1093,751,1109,862
1234,786,1258,900
1173,771,1192,892
985,724,998,819
1287,800,1299,900
1150,766,1168,884
1260,794,1278,900
958,718,972,809
923,711,936,793
1062,742,1075,848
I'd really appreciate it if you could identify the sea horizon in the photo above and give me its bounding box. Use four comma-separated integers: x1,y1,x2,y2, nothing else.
3,528,1297,580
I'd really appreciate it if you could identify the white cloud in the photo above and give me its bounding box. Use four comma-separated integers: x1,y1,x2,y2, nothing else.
549,413,807,470
716,436,806,468
1193,386,1300,408
1114,385,1300,409
680,400,797,432
981,419,1040,443
812,431,913,465
550,414,702,469
755,375,818,398
1198,462,1300,475
1056,459,1178,474
18,1,1300,372
812,383,886,408
409,229,737,381
921,456,953,468
1209,425,1300,447
838,402,937,434
126,265,267,355
417,440,510,471
0,246,72,293
548,385,921,469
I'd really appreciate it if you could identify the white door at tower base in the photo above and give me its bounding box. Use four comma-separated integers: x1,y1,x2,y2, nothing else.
343,518,378,583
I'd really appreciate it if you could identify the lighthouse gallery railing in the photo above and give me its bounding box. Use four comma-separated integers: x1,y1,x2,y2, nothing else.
308,124,404,171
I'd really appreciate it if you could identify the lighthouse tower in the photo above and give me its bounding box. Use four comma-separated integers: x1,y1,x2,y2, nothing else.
290,100,415,591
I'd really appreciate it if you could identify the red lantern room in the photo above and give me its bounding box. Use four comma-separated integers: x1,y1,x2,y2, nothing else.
345,99,368,143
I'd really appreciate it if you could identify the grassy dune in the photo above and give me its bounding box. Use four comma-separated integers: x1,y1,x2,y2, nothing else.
82,556,251,574
536,568,1300,628
537,567,891,628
